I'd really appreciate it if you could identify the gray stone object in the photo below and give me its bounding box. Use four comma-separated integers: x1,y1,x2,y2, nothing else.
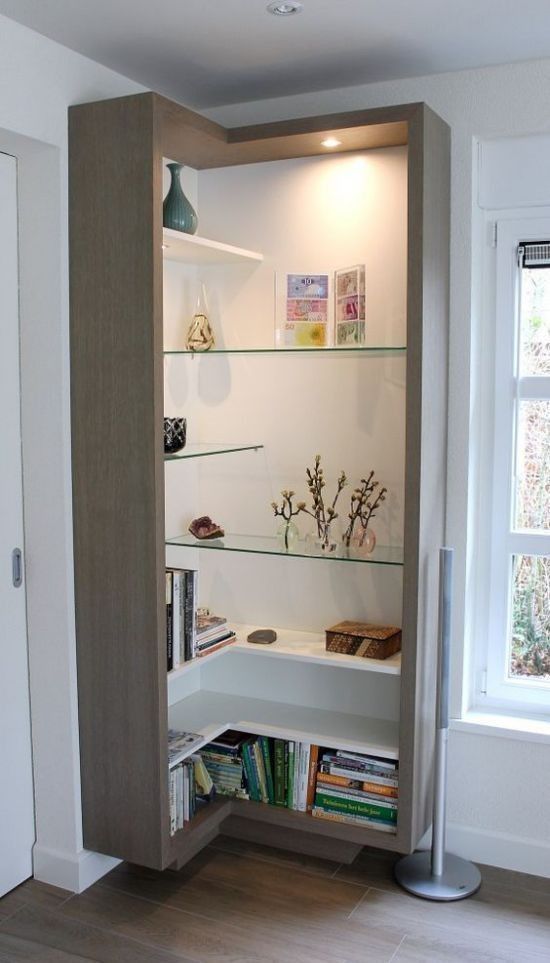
247,629,277,645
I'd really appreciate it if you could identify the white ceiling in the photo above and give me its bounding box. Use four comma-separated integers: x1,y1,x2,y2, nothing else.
1,0,550,108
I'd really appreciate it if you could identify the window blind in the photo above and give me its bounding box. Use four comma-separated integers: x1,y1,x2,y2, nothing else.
518,241,550,267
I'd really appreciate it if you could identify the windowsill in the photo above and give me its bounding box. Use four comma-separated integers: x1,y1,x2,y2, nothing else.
451,709,550,744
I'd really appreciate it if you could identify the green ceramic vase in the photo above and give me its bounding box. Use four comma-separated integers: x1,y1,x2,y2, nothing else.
163,162,198,235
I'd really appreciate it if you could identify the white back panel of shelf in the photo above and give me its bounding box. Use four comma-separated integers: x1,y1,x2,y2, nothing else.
163,148,407,635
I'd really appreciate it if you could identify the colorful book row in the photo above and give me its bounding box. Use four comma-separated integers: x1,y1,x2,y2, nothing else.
199,732,399,833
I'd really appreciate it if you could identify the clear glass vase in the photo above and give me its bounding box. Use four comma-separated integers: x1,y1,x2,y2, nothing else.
277,519,299,552
307,521,337,555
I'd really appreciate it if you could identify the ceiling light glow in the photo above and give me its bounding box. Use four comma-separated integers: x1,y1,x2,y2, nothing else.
321,137,342,149
267,2,303,15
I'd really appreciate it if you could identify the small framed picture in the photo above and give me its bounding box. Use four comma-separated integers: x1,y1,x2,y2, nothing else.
334,265,366,346
275,272,330,348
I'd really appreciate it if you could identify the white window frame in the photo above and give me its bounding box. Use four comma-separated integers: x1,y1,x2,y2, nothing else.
485,216,550,713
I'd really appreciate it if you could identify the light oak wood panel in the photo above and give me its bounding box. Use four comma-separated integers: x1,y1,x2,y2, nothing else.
69,93,169,868
0,905,190,963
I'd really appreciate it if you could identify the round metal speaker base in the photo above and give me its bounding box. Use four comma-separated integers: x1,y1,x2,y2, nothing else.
394,851,481,901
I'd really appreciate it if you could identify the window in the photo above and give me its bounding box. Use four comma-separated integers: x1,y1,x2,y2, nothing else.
486,220,550,712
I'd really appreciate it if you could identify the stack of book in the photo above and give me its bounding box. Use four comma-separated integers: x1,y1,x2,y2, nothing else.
312,749,398,833
168,730,215,836
166,567,235,670
196,614,236,658
200,731,248,798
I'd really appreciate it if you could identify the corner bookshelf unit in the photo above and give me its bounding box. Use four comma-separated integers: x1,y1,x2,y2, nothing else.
69,93,449,871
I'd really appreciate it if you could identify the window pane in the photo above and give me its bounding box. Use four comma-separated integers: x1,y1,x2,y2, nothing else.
515,400,550,531
520,266,550,375
510,554,550,681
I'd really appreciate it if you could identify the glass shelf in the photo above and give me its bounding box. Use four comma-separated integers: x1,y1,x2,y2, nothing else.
165,532,404,566
164,346,407,356
165,442,263,462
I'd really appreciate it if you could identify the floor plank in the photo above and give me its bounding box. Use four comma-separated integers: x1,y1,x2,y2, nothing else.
392,929,550,963
0,905,191,962
1,843,549,962
98,861,404,962
351,884,550,955
209,833,342,878
335,845,398,891
0,930,91,963
112,847,365,917
0,879,71,922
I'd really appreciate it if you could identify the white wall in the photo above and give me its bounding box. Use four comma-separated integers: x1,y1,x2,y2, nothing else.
203,59,550,877
0,13,145,892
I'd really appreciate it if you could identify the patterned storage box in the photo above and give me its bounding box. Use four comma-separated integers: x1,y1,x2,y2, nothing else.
325,621,402,659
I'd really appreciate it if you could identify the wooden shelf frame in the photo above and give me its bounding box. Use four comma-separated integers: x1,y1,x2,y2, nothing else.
69,92,449,871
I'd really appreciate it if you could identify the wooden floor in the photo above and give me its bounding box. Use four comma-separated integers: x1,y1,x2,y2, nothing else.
1,837,549,962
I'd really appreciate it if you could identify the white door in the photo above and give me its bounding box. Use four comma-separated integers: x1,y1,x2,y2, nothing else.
0,151,35,896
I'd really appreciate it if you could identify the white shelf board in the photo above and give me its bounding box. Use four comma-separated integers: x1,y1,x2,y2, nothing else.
168,689,399,760
163,228,263,266
231,624,402,674
166,625,401,688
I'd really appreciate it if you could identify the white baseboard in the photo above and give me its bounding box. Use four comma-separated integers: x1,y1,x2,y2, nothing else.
33,844,120,894
418,822,550,880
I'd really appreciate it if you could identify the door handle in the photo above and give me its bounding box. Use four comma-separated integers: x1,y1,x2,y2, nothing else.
12,547,22,587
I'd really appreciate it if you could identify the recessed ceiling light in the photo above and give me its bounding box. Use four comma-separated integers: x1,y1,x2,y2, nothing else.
267,2,303,15
321,137,342,149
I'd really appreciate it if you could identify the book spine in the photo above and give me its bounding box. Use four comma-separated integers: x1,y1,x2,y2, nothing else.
260,736,275,805
274,739,286,807
319,785,398,809
317,773,398,798
322,764,398,788
190,570,198,658
177,765,184,830
172,573,181,670
253,740,269,804
242,743,260,802
306,744,319,812
183,764,190,823
177,572,186,665
183,570,194,661
335,750,397,771
196,634,236,658
166,572,173,672
169,768,177,836
297,743,310,812
311,808,396,833
286,741,295,809
314,791,397,823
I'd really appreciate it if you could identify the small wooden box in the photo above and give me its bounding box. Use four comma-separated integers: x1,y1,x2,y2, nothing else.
325,621,402,660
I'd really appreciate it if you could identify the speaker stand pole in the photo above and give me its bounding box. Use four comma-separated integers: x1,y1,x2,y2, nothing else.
394,547,481,901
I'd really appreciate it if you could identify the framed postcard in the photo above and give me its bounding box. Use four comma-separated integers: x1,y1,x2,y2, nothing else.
275,272,330,348
334,265,366,346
